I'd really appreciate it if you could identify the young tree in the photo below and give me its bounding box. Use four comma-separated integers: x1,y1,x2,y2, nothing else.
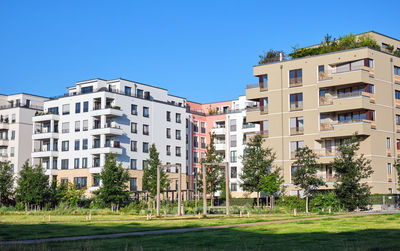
293,146,326,213
48,178,67,208
142,144,169,201
198,133,224,206
259,167,284,209
332,135,373,211
64,182,86,207
240,134,276,207
95,154,130,211
0,161,14,206
395,159,400,193
16,162,50,210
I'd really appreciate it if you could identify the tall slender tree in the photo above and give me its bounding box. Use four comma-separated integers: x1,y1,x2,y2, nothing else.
198,133,224,206
395,159,400,193
16,162,50,210
259,167,284,209
0,161,14,206
293,146,326,213
95,154,130,211
240,134,276,207
332,135,373,211
142,144,169,201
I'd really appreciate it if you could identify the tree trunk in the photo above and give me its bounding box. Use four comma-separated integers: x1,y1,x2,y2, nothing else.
270,195,274,210
306,196,309,213
211,194,214,207
257,192,260,207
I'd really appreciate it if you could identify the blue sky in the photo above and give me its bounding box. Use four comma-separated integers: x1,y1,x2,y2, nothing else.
0,1,398,103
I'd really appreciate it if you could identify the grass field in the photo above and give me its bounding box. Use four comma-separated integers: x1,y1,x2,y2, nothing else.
1,213,399,250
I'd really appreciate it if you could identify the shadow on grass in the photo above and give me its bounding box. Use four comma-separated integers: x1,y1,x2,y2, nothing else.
0,227,399,251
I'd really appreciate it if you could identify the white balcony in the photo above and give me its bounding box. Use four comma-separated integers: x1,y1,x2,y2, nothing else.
45,169,58,176
0,153,8,161
89,167,102,174
32,114,60,122
0,123,9,130
0,139,9,147
90,127,123,136
215,143,226,151
90,147,122,155
91,108,123,117
33,131,59,140
32,150,59,158
211,127,225,135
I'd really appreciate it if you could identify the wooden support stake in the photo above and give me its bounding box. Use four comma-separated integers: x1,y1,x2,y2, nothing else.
43,215,45,223
48,215,51,223
294,208,297,216
240,210,242,218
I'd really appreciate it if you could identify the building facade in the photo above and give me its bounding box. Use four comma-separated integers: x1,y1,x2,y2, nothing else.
0,93,48,176
246,31,400,195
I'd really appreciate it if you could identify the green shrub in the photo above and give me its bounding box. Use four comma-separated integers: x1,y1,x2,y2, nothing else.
276,196,305,212
309,191,340,212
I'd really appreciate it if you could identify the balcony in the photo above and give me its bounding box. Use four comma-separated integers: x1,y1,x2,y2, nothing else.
318,69,372,88
246,106,268,123
32,114,60,122
319,93,373,113
318,120,374,139
0,122,9,130
33,129,59,140
211,127,225,135
90,142,122,155
396,125,400,133
91,107,123,117
215,142,226,151
32,148,59,158
246,83,268,100
44,169,58,176
289,77,302,88
395,75,400,85
90,167,102,174
0,153,8,161
91,125,123,136
0,139,9,147
290,127,304,135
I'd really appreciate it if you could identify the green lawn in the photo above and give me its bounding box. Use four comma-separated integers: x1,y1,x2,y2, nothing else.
1,213,399,250
0,213,321,241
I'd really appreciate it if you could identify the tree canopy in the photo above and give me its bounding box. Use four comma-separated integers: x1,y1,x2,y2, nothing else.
0,161,14,206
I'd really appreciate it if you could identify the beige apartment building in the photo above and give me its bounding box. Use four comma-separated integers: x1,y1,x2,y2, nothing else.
246,31,400,195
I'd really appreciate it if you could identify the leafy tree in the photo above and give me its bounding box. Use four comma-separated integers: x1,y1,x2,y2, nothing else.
293,146,326,213
394,159,400,193
0,161,14,206
16,162,50,210
259,167,284,209
332,135,373,211
95,154,130,211
142,144,169,201
64,182,86,207
49,178,67,208
259,49,285,64
198,133,224,206
240,134,276,207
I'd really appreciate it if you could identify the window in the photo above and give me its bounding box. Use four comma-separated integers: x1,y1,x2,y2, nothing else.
291,166,301,182
290,117,304,134
201,122,206,134
231,166,237,179
143,107,149,117
62,141,69,151
143,142,149,153
74,177,87,189
176,146,181,156
166,128,171,138
364,58,373,68
62,122,69,133
74,158,79,169
259,74,268,89
130,178,137,192
75,121,80,132
83,120,88,131
131,141,137,152
231,135,237,148
48,107,59,115
261,97,268,112
11,114,15,123
74,140,80,150
201,137,206,149
130,104,138,115
290,93,303,110
82,158,88,168
11,130,15,140
143,160,148,170
186,119,189,128
130,159,137,170
338,110,374,122
10,147,14,157
81,86,93,94
194,151,199,163
61,178,68,184
125,86,132,96
137,89,143,98
397,139,400,150
131,122,137,133
61,159,69,170
395,66,400,76
290,141,304,158
93,177,100,187
289,69,302,85
82,139,88,150
175,130,181,140
75,103,81,113
386,137,391,149
62,104,70,115
230,151,237,162
194,136,199,148
176,113,181,123
166,145,171,155
396,90,400,100
166,111,171,121
387,163,392,174
83,101,89,112
231,183,237,192
142,124,149,135
230,119,237,131
193,120,199,132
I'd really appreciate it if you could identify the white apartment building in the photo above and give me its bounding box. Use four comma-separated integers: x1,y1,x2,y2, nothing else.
32,78,190,197
0,93,48,175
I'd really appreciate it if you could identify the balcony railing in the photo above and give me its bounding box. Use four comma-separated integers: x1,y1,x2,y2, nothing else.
246,106,268,114
289,77,302,87
318,71,333,81
290,127,304,135
243,123,256,129
320,123,334,131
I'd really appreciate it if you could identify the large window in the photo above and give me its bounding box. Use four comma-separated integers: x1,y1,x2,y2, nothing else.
62,104,70,115
74,158,80,169
230,150,237,163
62,122,69,133
125,86,131,96
387,163,392,174
193,120,199,132
395,66,400,76
83,120,88,131
166,145,171,155
74,140,80,150
396,90,400,100
176,130,181,140
143,107,149,117
290,141,304,158
61,159,69,170
61,141,69,151
291,166,301,182
131,122,137,133
74,177,87,189
201,122,206,134
130,159,137,170
176,113,181,123
176,146,181,157
166,128,171,138
290,93,303,110
83,101,89,112
338,110,374,123
143,124,149,135
230,119,237,131
75,103,81,113
231,183,237,192
143,142,149,153
259,74,268,89
231,166,237,179
130,178,137,192
131,141,137,152
82,139,88,150
290,117,304,134
193,136,199,148
131,104,137,115
166,111,171,121
194,151,199,163
289,69,302,86
82,158,88,169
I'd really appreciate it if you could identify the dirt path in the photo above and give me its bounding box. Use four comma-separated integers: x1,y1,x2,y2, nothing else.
0,211,397,245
